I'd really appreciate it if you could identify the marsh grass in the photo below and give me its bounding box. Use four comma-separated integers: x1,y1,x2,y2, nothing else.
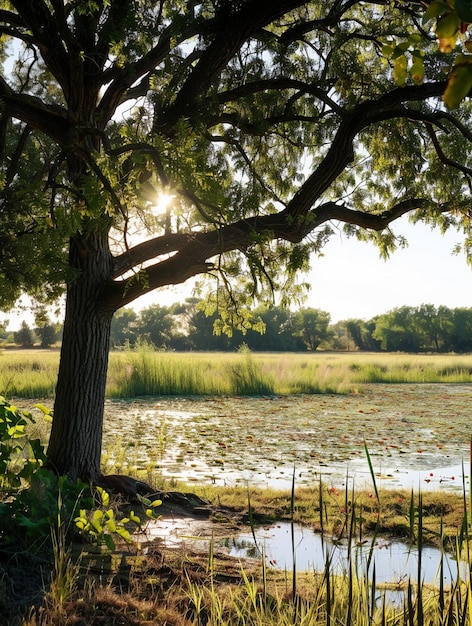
0,351,58,398
2,350,471,399
13,468,472,626
0,439,468,618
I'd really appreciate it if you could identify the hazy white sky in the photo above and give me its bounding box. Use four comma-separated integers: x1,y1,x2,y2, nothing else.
302,218,472,322
3,216,472,330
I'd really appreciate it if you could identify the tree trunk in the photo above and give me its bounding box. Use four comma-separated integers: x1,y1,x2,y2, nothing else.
46,230,114,482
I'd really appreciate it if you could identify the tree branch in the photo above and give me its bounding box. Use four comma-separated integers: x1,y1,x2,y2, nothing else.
9,1,73,98
426,124,472,183
97,17,200,123
280,81,449,222
216,78,344,115
104,195,453,311
160,0,308,130
109,80,456,305
0,78,69,143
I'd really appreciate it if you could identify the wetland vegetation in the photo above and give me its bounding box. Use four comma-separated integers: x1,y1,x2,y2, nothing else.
1,348,472,398
1,350,472,624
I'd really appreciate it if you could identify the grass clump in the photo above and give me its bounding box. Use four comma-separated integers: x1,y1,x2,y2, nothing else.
227,346,275,395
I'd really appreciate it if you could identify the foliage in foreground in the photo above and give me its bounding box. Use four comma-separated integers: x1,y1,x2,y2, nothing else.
16,477,472,626
0,397,161,555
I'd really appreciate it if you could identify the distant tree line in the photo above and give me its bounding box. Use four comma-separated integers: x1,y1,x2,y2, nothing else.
110,301,472,353
4,301,472,353
0,316,63,349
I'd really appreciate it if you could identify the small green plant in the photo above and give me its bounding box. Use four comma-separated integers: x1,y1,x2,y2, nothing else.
0,465,162,554
0,468,92,549
74,489,162,551
0,396,48,489
0,395,162,554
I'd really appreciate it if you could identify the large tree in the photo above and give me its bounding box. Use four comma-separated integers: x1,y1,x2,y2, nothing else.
0,1,471,482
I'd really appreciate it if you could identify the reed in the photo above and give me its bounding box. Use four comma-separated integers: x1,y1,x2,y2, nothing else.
182,482,472,626
1,350,472,399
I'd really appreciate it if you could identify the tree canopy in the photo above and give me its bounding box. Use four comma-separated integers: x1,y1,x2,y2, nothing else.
0,1,471,481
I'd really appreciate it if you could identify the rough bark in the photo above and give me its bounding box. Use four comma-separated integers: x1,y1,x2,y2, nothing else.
46,231,114,482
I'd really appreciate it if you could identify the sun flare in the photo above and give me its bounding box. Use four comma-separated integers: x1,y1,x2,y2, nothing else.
153,191,175,215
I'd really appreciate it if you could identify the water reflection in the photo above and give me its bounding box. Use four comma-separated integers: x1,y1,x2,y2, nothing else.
143,516,468,589
229,522,466,586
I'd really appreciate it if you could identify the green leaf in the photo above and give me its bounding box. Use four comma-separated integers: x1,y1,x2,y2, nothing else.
116,527,132,542
408,33,422,45
443,57,472,108
410,59,425,84
393,55,408,86
34,403,53,421
390,46,405,60
364,441,380,503
396,41,411,53
129,511,141,525
29,438,47,463
435,12,461,39
382,44,395,57
96,486,110,507
422,0,450,23
103,534,115,551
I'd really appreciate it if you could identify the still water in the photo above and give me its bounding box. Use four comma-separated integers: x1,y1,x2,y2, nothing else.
144,517,468,590
229,522,465,585
103,385,471,491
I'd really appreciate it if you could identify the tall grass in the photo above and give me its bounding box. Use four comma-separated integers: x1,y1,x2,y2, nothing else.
1,349,472,398
181,479,472,626
0,352,58,397
107,349,276,396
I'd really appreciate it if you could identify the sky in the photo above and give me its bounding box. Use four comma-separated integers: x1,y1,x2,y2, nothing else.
299,216,472,322
2,215,472,331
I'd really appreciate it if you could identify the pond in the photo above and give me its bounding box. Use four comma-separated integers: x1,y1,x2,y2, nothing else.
139,515,469,606
102,383,471,492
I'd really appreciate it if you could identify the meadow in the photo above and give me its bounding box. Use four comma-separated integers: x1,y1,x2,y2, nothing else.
1,347,472,398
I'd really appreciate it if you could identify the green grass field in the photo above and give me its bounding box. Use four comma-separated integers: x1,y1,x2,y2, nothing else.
1,348,471,398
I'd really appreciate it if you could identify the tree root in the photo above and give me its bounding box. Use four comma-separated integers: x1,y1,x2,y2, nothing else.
99,474,211,517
